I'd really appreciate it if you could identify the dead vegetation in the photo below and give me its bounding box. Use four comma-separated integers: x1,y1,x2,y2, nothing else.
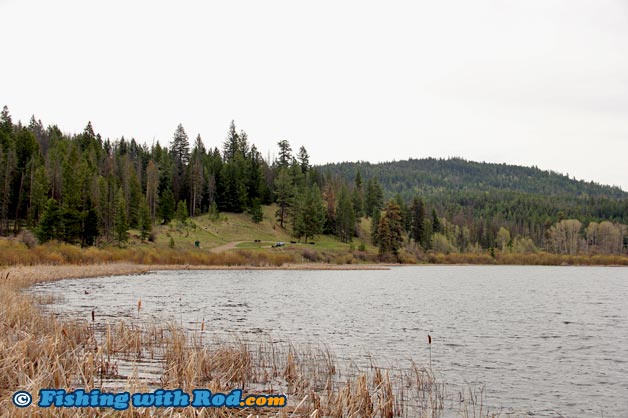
1,265,504,417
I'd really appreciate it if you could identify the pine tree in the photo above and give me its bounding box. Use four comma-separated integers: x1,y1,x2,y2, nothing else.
249,198,263,223
171,124,190,166
223,120,240,162
176,200,188,224
371,208,381,245
171,124,190,200
158,188,175,224
276,140,292,168
297,146,310,174
302,184,326,242
82,205,99,247
364,178,383,218
274,168,293,228
290,189,306,241
139,200,152,241
114,188,129,246
335,186,355,243
432,208,441,234
36,199,62,243
410,196,426,247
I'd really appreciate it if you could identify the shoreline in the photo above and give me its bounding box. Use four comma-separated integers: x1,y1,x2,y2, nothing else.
0,262,453,417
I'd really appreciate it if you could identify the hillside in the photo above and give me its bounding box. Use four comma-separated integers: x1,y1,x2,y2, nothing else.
318,158,627,198
317,158,628,227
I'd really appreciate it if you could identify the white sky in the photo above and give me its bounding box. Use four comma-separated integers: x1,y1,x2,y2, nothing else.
1,0,627,190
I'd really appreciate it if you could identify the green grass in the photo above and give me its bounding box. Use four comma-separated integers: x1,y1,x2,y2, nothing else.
124,204,379,260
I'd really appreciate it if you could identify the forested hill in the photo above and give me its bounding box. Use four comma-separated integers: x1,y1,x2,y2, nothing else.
317,158,627,200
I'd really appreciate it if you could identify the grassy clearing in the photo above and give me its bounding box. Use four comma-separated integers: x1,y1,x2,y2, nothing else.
0,265,501,418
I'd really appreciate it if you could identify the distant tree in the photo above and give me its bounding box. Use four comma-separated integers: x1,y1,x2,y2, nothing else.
139,200,152,241
297,146,310,174
82,205,99,247
335,186,355,243
171,124,190,200
249,198,263,223
171,124,190,166
496,227,511,251
222,120,240,162
548,219,582,255
322,183,336,235
364,178,383,218
176,200,188,224
371,208,381,246
431,208,441,234
189,135,206,216
274,168,293,228
36,199,62,243
158,188,175,224
276,140,292,168
293,183,325,242
114,188,129,246
145,160,159,220
410,196,426,247
377,200,404,256
352,170,364,218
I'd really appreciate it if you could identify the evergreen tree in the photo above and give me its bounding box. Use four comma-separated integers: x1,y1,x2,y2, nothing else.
171,124,190,200
249,198,263,223
171,124,190,166
36,199,62,243
335,186,355,243
158,188,175,224
223,120,240,162
371,208,381,245
114,188,129,246
410,196,426,247
139,200,152,241
176,200,188,224
290,188,306,241
377,200,404,257
274,168,293,228
276,140,292,168
432,208,441,234
364,177,384,218
82,205,99,247
297,146,310,174
301,183,326,242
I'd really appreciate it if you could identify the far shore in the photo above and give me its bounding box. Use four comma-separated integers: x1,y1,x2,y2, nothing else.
0,263,391,291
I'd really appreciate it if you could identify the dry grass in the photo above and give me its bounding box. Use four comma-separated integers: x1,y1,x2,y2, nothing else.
1,264,507,417
0,239,298,268
426,251,628,266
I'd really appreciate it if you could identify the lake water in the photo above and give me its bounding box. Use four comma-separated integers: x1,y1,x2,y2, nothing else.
30,266,628,417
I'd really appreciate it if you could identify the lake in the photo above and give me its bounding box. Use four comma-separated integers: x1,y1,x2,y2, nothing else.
30,266,628,417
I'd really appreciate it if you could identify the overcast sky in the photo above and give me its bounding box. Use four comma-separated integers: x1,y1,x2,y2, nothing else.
1,1,627,189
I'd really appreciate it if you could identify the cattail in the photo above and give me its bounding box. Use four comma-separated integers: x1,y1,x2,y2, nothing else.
137,298,142,314
428,334,432,369
201,318,205,332
91,310,95,322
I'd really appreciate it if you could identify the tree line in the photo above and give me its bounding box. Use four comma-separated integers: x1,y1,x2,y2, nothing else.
1,105,627,257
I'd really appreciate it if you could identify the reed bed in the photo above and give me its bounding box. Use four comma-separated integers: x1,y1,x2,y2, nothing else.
1,264,505,417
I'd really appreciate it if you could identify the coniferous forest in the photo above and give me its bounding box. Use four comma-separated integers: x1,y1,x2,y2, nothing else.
1,105,627,260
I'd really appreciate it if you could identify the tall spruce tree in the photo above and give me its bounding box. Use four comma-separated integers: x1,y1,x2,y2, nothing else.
114,188,129,246
335,186,355,243
410,196,426,247
274,168,293,228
